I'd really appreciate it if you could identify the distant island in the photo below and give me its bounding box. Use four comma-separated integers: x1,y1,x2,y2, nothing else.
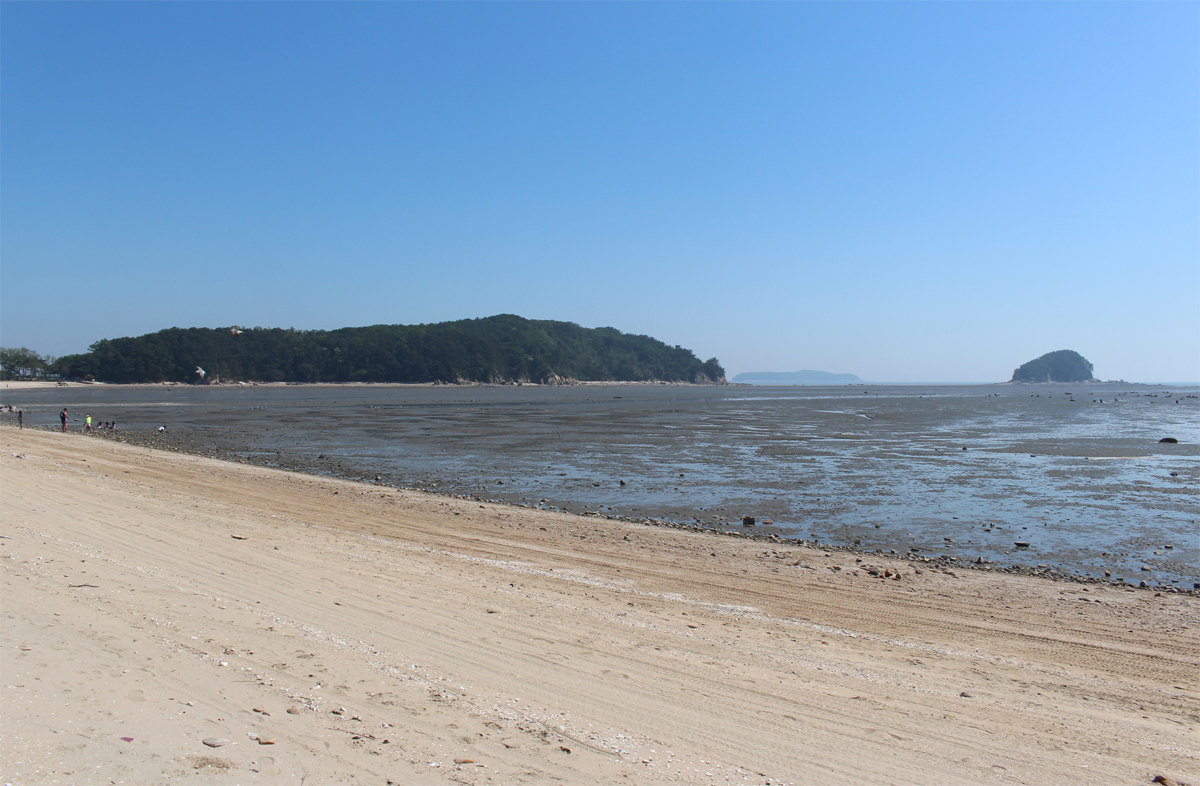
1010,350,1095,383
733,370,863,385
44,315,726,385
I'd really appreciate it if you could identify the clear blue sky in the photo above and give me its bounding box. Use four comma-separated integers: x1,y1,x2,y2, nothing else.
2,2,1196,383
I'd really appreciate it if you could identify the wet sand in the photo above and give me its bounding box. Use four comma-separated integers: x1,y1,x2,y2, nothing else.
7,382,1194,584
2,427,1197,785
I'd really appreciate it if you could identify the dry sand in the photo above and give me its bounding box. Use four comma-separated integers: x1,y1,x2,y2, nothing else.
1,428,1196,786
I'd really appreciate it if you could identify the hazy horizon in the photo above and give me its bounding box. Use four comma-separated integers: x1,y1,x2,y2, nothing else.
2,3,1196,383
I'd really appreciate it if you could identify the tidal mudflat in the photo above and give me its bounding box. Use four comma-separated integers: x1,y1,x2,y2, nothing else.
4,382,1197,585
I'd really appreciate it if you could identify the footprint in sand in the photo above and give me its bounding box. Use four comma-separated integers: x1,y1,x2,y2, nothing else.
127,689,145,703
251,756,281,776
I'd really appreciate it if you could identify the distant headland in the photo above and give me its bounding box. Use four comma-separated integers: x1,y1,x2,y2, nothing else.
28,315,726,386
1010,350,1096,383
732,370,864,385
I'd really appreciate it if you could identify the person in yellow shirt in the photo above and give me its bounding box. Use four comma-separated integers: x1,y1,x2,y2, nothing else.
85,414,92,433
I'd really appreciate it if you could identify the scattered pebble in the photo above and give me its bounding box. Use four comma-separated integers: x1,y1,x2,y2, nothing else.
202,738,229,748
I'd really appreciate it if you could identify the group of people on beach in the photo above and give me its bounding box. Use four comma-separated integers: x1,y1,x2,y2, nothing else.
57,408,116,434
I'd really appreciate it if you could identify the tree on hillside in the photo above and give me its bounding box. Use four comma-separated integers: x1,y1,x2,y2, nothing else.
49,316,727,385
0,347,55,379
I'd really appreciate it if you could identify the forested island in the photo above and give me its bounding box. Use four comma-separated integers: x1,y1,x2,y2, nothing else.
38,315,725,385
1010,350,1095,383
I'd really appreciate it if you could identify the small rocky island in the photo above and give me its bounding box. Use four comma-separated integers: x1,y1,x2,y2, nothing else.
1011,350,1095,383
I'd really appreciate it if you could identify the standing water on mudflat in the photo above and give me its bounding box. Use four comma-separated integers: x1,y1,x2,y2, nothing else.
5,383,1197,585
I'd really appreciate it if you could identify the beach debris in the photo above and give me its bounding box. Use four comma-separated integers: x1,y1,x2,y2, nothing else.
286,706,302,714
1152,776,1187,786
202,737,229,748
231,534,247,540
248,733,276,745
188,755,234,771
120,736,134,742
332,707,346,715
1159,437,1179,444
252,707,270,715
1014,541,1029,548
742,516,755,526
559,746,571,754
959,692,972,698
454,758,475,765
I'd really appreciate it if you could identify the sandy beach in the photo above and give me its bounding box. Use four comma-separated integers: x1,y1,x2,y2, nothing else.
1,427,1196,785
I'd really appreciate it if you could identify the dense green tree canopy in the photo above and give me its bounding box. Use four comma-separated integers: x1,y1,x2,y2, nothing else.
52,315,726,385
0,346,55,379
1011,350,1094,382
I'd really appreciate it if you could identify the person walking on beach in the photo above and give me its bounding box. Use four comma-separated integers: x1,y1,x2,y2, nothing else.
17,410,22,429
60,409,68,432
85,414,92,433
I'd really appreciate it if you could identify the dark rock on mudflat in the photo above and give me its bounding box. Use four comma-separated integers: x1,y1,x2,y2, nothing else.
1159,437,1179,444
742,516,755,526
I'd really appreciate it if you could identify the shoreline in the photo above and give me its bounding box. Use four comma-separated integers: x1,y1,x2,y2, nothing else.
3,427,1197,785
4,429,1195,786
7,378,1193,391
27,422,1193,593
1,379,735,390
